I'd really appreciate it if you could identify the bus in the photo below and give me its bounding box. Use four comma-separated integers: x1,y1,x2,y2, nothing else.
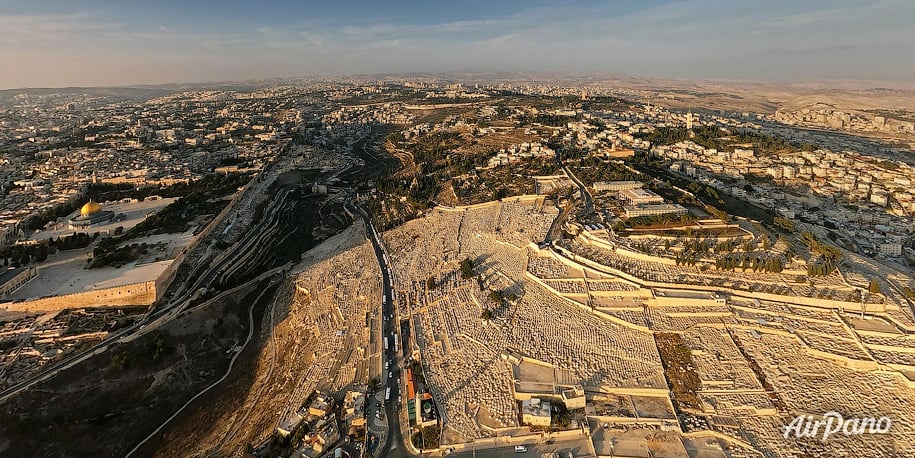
393,333,400,352
385,387,391,402
384,336,389,351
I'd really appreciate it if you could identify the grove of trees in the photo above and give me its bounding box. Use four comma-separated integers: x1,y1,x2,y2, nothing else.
460,257,475,279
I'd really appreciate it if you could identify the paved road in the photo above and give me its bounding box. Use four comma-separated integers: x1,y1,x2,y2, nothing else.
560,164,593,219
543,201,574,246
353,203,410,458
450,437,593,458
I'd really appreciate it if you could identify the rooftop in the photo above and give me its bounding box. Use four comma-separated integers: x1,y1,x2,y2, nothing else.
0,267,29,286
521,398,552,418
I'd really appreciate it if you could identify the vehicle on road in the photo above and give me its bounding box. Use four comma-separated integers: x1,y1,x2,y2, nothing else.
515,446,528,453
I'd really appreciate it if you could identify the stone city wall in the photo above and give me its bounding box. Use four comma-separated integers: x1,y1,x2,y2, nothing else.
0,281,156,313
0,266,38,299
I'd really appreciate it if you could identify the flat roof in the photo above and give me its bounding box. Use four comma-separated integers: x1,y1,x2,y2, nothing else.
623,204,686,211
620,188,661,199
595,181,641,186
521,398,552,417
0,267,26,286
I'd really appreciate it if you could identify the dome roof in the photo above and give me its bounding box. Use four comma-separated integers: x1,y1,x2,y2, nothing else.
80,201,103,217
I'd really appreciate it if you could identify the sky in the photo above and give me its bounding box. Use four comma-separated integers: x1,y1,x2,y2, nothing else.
1,0,914,89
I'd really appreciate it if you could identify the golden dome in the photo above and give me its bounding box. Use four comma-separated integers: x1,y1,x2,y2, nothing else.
80,201,103,217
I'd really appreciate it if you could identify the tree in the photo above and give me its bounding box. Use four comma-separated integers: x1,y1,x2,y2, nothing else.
488,289,505,305
111,350,135,370
743,240,756,253
426,276,436,290
412,424,441,450
903,286,915,299
481,309,494,320
708,206,729,222
868,279,882,295
460,257,475,279
772,216,796,233
149,332,172,361
34,244,49,263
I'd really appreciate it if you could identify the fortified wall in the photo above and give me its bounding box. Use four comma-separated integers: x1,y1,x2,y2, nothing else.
0,281,157,313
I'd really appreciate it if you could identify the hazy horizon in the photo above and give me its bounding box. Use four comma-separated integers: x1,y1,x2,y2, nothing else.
2,0,914,90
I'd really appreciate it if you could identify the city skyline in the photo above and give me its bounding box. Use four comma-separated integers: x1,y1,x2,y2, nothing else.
2,0,915,89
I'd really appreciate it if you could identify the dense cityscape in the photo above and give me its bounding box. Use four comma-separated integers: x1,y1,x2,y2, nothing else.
3,1,915,458
0,77,913,458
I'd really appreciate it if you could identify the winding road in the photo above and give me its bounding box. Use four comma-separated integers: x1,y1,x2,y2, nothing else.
124,280,278,457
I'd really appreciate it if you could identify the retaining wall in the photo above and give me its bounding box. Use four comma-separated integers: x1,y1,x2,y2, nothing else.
549,244,889,313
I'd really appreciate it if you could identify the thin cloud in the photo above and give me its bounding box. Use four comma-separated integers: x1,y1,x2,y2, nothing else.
0,12,123,44
1,1,914,87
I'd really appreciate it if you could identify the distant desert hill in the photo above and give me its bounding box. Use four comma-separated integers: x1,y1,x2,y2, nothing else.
595,77,915,114
776,90,915,112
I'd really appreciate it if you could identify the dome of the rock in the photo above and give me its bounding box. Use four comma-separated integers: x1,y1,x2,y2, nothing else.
80,201,103,217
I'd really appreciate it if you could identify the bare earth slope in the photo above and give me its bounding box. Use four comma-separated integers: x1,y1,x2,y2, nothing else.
152,221,380,457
